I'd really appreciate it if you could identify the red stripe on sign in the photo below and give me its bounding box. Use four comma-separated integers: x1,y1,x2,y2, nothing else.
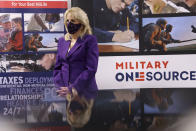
28,126,71,131
140,75,144,78
136,79,144,81
0,1,67,8
140,72,144,74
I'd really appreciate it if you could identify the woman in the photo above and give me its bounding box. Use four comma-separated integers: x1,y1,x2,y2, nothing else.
53,7,99,128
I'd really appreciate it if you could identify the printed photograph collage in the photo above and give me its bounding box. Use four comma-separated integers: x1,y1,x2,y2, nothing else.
0,0,196,131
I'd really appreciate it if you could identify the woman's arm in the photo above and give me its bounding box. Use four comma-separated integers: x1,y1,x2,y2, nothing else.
34,14,48,31
69,35,99,93
53,39,65,87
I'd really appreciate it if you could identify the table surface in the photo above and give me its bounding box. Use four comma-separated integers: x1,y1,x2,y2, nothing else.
98,35,139,53
98,45,138,52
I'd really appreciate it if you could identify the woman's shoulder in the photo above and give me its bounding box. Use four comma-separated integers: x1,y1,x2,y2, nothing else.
57,36,70,48
82,35,98,48
82,34,97,42
58,36,70,44
58,36,65,42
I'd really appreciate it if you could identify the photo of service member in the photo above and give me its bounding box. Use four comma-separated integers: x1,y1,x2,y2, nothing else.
93,0,139,52
0,13,23,52
24,13,64,32
142,88,196,114
24,33,63,52
142,0,196,14
2,53,56,72
141,16,196,52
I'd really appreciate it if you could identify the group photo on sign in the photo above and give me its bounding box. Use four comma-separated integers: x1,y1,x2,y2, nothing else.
0,13,23,52
142,16,196,52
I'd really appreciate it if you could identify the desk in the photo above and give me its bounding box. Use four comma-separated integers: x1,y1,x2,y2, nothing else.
98,35,139,53
38,47,57,52
98,45,138,52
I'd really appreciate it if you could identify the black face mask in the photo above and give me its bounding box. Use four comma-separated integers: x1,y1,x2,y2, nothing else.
67,21,81,34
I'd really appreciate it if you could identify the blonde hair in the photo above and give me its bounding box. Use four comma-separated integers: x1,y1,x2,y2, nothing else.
64,7,92,40
66,96,94,128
